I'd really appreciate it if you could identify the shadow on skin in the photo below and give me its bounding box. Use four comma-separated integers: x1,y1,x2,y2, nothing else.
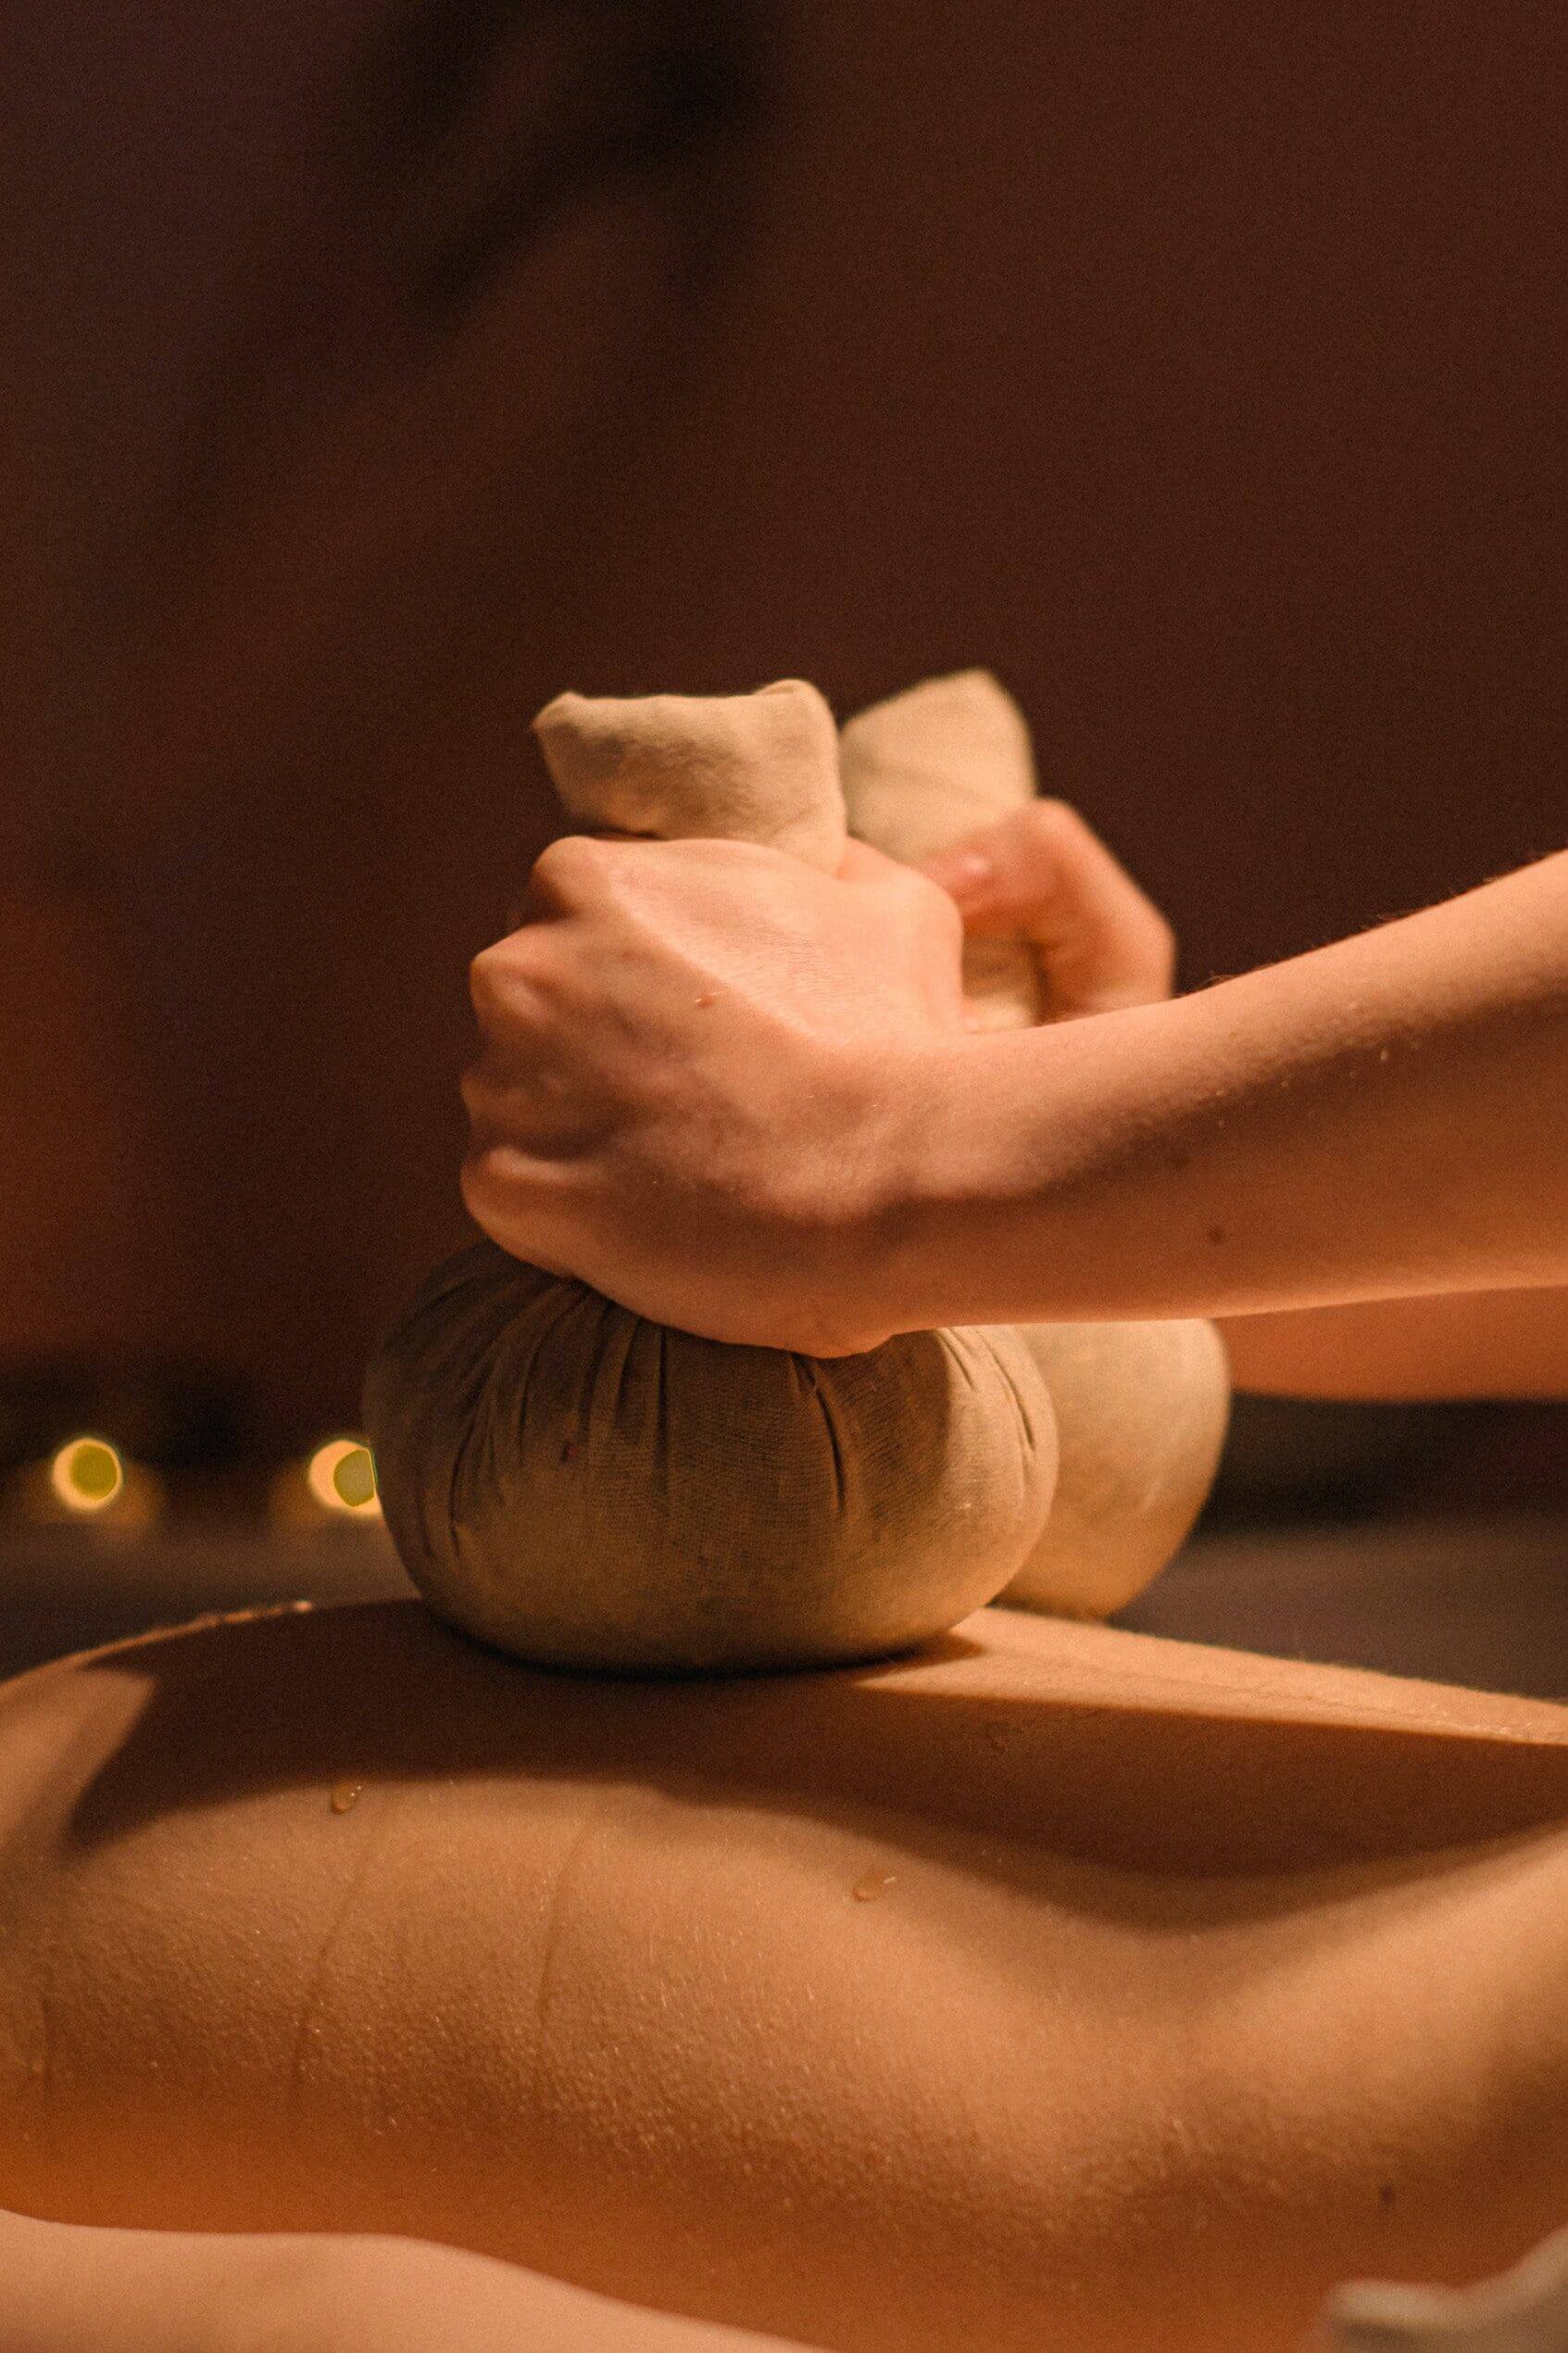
55,1596,1568,1907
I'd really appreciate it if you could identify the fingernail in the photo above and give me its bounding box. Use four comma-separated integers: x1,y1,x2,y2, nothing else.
925,849,995,902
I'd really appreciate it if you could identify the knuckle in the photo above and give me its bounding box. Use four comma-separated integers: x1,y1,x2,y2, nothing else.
458,1059,500,1126
458,1145,496,1223
469,937,521,1015
1139,910,1179,988
528,831,623,920
927,887,966,955
1025,799,1174,963
470,933,555,1030
994,800,1084,895
459,1142,521,1238
885,856,935,901
1142,901,1177,954
891,861,963,941
1026,797,1087,845
1113,882,1174,956
532,831,601,895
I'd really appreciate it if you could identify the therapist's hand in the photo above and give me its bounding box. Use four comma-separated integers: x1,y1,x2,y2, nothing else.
922,799,1176,1018
461,835,965,1353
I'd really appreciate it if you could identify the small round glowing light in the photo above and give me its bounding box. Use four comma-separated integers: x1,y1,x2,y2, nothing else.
49,1437,126,1516
305,1439,382,1517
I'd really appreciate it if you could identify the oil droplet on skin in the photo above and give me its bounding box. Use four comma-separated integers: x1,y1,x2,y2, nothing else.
330,1781,364,1815
853,1870,897,1902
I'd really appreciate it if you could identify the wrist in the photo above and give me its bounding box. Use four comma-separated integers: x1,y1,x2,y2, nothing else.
855,1031,1043,1339
856,1010,1184,1337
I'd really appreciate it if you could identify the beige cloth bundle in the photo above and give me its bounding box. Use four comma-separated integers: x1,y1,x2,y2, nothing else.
365,680,1059,1675
366,673,1227,1673
840,673,1230,1619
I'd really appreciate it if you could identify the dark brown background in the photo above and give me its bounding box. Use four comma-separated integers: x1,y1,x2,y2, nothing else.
2,2,1562,1452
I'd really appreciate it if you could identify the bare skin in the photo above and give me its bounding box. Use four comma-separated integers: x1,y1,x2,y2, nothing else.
5,1599,1568,2353
0,2204,802,2353
461,809,1567,1386
924,812,1568,1399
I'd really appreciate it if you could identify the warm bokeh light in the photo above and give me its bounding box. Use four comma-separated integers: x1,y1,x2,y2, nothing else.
48,1436,126,1516
305,1439,381,1517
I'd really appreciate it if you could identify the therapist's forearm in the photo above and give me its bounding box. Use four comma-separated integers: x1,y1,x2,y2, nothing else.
882,854,1568,1333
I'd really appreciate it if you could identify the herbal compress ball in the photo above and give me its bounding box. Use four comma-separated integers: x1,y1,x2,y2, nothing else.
366,682,1059,1675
